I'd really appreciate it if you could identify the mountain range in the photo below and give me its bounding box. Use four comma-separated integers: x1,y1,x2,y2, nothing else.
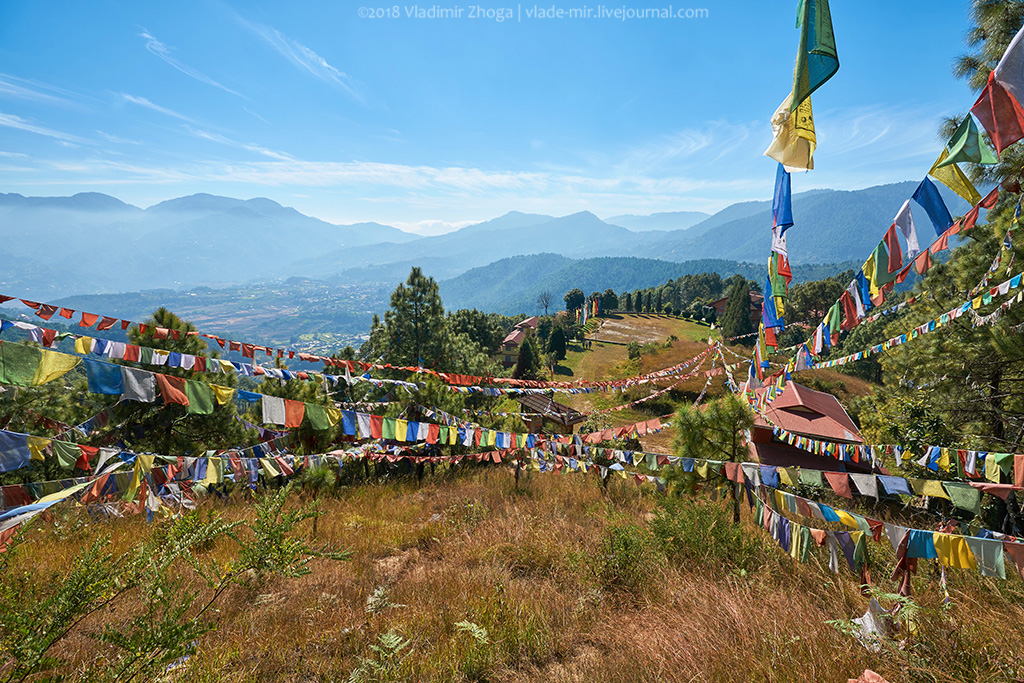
0,181,968,315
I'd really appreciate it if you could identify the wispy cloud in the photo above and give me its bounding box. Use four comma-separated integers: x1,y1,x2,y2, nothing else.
140,30,245,98
120,93,198,123
0,73,84,109
185,126,293,161
0,111,90,144
239,18,367,104
96,130,142,145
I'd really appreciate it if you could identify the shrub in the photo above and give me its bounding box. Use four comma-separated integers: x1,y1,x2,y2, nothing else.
594,521,663,597
650,496,762,574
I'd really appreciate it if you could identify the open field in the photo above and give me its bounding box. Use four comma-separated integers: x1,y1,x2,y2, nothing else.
9,469,1024,682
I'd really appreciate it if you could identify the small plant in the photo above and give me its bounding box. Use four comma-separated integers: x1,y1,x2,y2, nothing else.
366,584,405,615
348,630,411,683
455,620,493,681
594,520,663,598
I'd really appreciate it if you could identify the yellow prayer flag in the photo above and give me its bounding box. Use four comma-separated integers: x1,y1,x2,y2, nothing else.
32,348,80,386
778,467,797,487
929,149,982,205
74,337,90,355
909,478,950,500
211,385,236,405
934,533,978,570
765,92,816,171
325,406,342,426
27,436,50,461
395,419,408,442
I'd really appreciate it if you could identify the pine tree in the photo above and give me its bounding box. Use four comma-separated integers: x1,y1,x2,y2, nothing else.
547,326,567,361
623,292,633,312
720,280,754,340
513,335,541,380
654,289,663,316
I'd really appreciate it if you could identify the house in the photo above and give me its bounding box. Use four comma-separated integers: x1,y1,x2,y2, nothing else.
747,382,872,473
497,316,540,367
709,290,764,327
515,393,587,434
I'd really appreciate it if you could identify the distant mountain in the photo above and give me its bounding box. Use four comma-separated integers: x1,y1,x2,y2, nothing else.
439,253,857,315
606,210,710,232
625,182,971,263
0,192,418,297
299,210,634,278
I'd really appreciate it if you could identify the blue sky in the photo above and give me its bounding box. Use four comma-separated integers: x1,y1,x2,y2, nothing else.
0,0,978,234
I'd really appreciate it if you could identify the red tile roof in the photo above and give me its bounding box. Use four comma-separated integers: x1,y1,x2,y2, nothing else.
516,316,539,329
501,328,527,347
753,382,862,444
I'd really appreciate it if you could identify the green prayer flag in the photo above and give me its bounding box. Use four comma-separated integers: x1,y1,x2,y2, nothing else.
0,342,42,387
938,116,998,168
827,299,842,335
799,469,823,487
52,440,80,471
184,381,214,415
381,417,396,440
871,241,899,287
305,404,333,431
791,0,839,112
943,481,982,516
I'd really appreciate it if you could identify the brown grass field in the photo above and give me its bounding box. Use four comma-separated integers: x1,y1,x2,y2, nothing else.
11,470,1024,682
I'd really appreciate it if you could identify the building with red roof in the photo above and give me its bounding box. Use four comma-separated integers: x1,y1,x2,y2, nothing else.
748,382,872,473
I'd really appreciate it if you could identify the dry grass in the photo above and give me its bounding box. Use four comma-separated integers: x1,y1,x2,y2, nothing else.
10,469,1024,682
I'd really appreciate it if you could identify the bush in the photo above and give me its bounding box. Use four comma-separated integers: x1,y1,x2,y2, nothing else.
650,496,762,574
594,521,663,597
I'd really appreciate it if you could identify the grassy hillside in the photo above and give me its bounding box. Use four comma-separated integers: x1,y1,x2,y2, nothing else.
11,470,1024,682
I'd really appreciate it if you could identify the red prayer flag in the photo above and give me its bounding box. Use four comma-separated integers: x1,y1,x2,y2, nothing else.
914,250,932,275
77,445,98,472
35,305,58,321
370,414,383,439
120,320,130,330
284,400,305,428
931,232,949,254
79,312,99,328
20,300,39,309
124,345,140,362
971,71,1024,154
840,292,859,331
96,316,118,331
824,471,853,498
58,308,74,319
155,374,189,406
883,224,903,273
153,327,169,340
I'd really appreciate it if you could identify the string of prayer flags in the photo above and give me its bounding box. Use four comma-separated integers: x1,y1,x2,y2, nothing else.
790,0,839,112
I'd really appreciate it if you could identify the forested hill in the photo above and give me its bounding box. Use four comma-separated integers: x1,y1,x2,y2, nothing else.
439,254,857,314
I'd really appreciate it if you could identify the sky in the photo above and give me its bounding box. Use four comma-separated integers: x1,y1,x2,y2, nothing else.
0,0,980,235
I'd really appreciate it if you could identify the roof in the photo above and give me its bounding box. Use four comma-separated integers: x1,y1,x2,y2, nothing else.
501,328,527,347
747,440,877,474
753,382,863,443
515,316,539,330
710,291,764,308
516,394,587,427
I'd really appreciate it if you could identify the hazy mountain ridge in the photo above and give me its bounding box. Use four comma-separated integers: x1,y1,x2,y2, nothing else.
439,253,859,315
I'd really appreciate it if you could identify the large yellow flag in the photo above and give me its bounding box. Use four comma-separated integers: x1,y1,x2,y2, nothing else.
32,348,80,386
929,149,982,205
765,92,816,171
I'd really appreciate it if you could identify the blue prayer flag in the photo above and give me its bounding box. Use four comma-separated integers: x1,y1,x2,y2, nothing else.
912,178,954,236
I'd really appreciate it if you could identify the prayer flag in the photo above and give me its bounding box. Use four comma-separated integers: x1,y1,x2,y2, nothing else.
937,115,998,167
791,0,838,112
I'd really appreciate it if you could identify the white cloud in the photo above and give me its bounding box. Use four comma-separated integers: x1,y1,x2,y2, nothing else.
140,30,245,98
185,126,294,161
0,111,90,144
120,93,198,123
0,73,83,108
239,18,366,104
